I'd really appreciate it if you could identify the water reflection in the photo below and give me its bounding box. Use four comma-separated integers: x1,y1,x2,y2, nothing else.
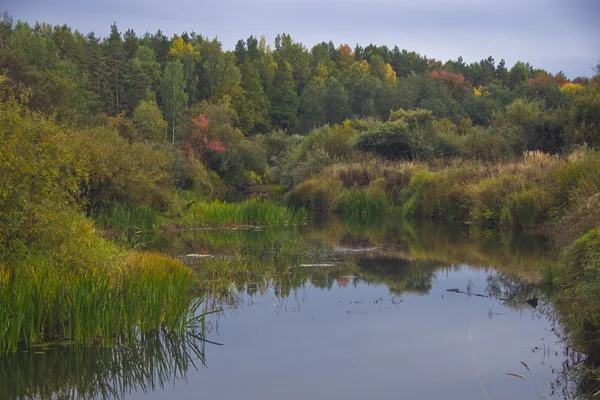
0,331,208,400
3,218,588,400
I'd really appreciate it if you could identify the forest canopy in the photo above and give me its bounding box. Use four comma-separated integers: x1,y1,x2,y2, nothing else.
0,10,598,196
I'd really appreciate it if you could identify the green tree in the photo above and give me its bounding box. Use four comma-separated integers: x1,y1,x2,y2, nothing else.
269,59,298,130
161,59,188,143
240,60,270,133
299,83,326,129
507,61,529,90
198,38,227,98
322,78,349,124
349,74,382,118
84,32,106,113
122,46,161,112
132,99,168,141
123,28,139,59
0,11,13,49
103,23,125,114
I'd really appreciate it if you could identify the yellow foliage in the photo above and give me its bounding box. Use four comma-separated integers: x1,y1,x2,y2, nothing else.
559,82,584,96
383,63,397,85
169,37,195,57
474,86,491,97
312,62,330,86
350,60,370,79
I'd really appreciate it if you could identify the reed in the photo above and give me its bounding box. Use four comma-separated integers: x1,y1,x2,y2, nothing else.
336,189,391,217
95,201,161,234
0,251,198,353
176,198,308,228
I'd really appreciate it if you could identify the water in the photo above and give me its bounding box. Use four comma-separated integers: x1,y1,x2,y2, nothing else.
2,219,581,399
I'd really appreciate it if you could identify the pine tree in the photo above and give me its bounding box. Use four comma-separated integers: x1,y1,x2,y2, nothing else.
104,23,125,114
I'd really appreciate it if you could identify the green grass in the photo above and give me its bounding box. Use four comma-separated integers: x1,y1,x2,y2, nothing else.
176,198,308,228
336,189,391,217
546,228,600,396
0,251,199,353
95,201,161,234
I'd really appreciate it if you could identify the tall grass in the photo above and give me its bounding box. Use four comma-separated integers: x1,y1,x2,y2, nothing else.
0,251,198,353
336,190,391,217
289,149,600,230
176,198,308,228
95,201,161,234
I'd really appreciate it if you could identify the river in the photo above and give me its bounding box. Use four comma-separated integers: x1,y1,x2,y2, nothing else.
1,219,583,399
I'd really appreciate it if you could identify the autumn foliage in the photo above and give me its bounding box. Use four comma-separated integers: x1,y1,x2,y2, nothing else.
180,114,226,159
429,69,466,87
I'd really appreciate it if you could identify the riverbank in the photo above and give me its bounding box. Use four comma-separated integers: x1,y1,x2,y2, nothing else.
285,149,600,388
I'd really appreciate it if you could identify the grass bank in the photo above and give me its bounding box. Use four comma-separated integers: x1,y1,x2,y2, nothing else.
287,149,600,232
544,228,600,392
0,250,199,353
168,196,308,229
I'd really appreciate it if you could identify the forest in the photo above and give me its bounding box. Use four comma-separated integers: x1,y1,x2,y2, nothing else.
0,10,599,383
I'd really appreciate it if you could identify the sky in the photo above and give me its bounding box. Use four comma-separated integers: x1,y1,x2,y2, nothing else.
2,0,599,78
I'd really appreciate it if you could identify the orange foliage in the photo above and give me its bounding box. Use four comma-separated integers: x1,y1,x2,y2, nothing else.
552,75,570,86
338,44,354,68
429,69,466,87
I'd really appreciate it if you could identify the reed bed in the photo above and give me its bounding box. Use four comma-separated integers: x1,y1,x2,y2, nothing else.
0,251,198,353
176,198,308,228
336,190,391,217
95,201,161,234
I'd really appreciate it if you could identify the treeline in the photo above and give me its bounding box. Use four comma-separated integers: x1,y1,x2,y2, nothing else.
1,12,598,195
0,12,596,140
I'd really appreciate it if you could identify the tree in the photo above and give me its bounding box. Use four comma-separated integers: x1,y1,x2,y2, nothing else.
123,28,139,59
240,60,270,133
84,32,106,113
349,74,381,118
169,36,200,103
234,39,246,65
322,78,349,124
370,55,397,85
507,61,529,90
104,23,125,114
132,99,168,141
198,38,226,98
496,59,508,86
122,46,162,113
0,11,13,49
269,59,298,130
160,60,188,143
299,83,326,129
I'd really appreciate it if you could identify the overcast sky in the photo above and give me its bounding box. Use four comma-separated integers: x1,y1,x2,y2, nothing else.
3,0,599,78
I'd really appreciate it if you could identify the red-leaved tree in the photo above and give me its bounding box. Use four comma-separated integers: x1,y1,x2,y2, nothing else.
180,114,226,160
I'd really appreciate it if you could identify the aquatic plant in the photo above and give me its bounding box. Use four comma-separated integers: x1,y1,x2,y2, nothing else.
0,251,199,353
175,198,308,228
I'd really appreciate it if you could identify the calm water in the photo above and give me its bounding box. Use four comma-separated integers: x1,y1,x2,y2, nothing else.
1,219,582,399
